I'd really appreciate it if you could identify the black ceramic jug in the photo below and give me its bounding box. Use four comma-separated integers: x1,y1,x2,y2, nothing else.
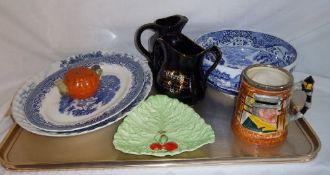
154,34,222,104
135,15,188,75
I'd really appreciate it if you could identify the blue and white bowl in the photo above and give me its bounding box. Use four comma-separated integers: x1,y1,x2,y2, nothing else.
196,30,297,95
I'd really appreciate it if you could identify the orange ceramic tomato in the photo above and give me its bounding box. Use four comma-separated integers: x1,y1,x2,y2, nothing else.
64,67,100,99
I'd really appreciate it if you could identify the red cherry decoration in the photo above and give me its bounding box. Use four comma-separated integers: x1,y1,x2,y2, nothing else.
164,142,178,151
150,143,162,150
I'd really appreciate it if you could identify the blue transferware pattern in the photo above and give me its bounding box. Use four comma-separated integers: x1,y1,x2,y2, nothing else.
59,75,120,116
196,30,297,95
11,51,153,136
52,69,152,136
59,51,103,69
23,52,145,131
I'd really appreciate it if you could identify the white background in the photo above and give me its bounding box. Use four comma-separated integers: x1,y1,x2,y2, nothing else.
1,0,330,174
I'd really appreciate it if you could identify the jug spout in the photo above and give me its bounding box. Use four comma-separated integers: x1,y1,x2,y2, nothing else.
155,15,188,35
135,15,188,62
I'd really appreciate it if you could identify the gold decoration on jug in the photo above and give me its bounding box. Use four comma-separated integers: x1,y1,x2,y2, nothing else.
160,70,191,94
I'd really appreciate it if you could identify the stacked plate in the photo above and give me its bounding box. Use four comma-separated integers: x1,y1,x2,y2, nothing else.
11,51,152,137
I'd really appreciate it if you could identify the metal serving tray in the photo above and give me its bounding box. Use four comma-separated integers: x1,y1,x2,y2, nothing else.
0,88,321,170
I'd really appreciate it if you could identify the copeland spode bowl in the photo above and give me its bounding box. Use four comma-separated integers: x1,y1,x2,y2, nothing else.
196,30,297,95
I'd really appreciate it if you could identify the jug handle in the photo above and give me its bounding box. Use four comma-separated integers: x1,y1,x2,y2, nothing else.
202,46,222,81
287,76,314,122
134,23,161,60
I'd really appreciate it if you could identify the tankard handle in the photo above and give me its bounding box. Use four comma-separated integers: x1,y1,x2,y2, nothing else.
134,23,161,61
202,46,222,81
288,76,315,122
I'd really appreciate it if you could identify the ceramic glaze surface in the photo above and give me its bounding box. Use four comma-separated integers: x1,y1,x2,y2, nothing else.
11,51,152,136
247,67,290,86
154,34,221,104
24,54,144,131
196,30,297,95
232,65,314,146
135,15,188,75
59,75,120,116
113,95,215,157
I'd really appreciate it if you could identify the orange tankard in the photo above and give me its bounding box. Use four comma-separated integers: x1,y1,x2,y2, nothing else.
232,64,314,146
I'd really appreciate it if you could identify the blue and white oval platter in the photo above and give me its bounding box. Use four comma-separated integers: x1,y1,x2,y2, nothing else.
11,51,152,136
13,51,147,133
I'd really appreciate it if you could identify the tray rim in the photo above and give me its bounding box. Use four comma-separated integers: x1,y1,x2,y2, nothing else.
0,117,321,171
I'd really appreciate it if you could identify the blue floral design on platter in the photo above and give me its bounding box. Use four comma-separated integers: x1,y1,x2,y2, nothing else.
52,67,153,136
59,51,103,68
11,51,153,137
196,30,297,95
23,52,145,131
59,75,120,116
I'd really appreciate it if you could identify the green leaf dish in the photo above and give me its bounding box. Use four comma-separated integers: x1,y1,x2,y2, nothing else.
113,95,215,157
